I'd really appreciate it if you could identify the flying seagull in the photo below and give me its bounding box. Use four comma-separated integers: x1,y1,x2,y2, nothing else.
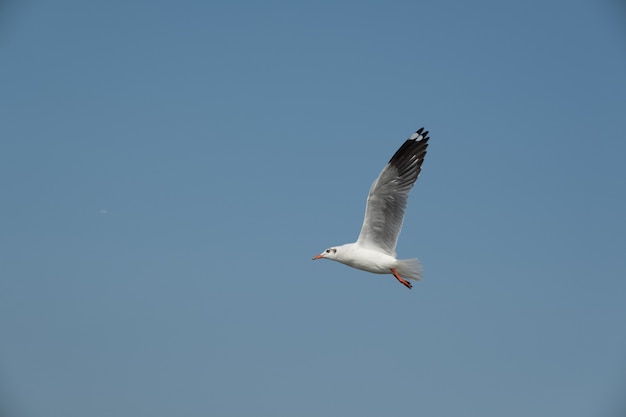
312,128,430,289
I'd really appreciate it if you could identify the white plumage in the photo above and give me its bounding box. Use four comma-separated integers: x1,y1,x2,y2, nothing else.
313,128,430,289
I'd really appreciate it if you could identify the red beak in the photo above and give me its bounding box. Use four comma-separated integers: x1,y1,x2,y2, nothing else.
312,254,324,260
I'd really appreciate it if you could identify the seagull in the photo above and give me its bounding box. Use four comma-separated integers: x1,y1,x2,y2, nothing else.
312,128,430,289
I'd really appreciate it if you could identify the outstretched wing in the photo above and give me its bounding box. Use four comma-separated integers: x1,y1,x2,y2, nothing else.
355,128,429,256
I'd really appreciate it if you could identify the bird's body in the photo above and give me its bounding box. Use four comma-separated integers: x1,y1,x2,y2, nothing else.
325,243,422,278
313,128,430,289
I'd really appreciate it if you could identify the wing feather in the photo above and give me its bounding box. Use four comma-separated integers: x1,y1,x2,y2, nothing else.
355,128,429,256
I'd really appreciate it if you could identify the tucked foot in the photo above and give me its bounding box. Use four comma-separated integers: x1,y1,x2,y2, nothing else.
390,268,412,289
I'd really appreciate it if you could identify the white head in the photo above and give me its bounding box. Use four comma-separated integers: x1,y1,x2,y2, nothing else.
312,247,338,261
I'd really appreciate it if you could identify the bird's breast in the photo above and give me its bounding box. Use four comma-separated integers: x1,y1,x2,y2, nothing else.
337,248,396,274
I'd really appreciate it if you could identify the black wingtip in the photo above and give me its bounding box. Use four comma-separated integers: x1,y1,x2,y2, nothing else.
408,128,430,142
386,128,430,174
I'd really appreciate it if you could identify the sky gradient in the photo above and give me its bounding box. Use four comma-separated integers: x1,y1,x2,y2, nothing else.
1,1,626,416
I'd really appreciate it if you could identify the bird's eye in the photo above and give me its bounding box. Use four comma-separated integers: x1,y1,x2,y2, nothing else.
325,249,330,253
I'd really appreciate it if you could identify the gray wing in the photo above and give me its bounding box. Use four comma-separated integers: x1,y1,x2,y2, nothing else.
355,128,429,256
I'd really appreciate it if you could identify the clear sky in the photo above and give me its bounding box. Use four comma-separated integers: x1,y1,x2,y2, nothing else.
1,1,625,416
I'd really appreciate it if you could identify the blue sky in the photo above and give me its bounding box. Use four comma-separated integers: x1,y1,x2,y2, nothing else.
1,1,625,416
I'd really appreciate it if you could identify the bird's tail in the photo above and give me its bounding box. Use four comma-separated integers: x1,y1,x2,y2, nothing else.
396,258,423,281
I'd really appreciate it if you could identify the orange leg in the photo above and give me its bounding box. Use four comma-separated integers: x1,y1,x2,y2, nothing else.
390,268,412,289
